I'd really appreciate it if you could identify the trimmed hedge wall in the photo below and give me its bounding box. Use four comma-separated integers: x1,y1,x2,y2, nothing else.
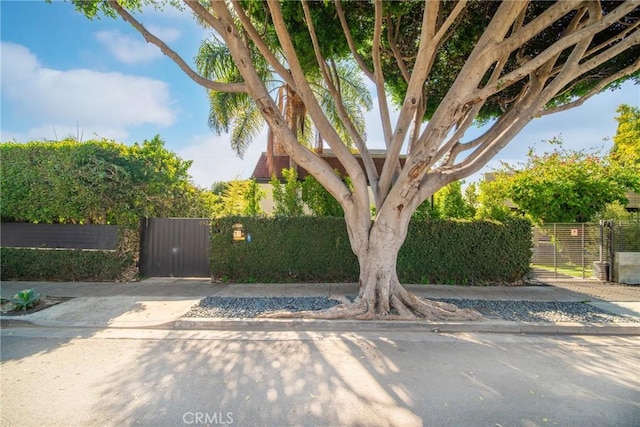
400,218,532,284
211,217,532,284
0,248,134,282
212,217,359,282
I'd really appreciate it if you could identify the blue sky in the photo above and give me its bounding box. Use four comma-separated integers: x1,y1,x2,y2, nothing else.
2,1,639,189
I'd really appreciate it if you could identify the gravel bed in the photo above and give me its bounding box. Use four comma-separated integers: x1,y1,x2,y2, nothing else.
442,299,638,323
184,296,639,323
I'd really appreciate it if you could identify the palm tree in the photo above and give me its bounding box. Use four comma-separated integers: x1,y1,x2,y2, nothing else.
196,37,371,174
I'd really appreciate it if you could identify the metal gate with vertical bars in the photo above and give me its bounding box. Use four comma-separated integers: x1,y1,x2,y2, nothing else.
531,223,601,280
139,218,211,277
531,221,640,281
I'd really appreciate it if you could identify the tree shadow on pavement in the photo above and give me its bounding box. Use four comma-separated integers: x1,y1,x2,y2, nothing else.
1,327,638,426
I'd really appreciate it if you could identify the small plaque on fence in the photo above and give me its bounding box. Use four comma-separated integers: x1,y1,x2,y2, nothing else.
232,223,245,241
571,228,579,237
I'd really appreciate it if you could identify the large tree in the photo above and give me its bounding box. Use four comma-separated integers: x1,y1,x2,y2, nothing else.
75,0,639,320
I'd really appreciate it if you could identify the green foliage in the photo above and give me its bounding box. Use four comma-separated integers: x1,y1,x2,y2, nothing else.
0,136,215,225
211,217,532,284
435,181,473,219
412,198,440,221
244,178,266,216
1,248,133,281
614,221,640,252
301,173,345,217
10,289,42,311
211,216,358,282
270,170,350,217
610,104,640,170
592,201,633,222
213,178,265,217
475,173,518,222
506,147,639,223
464,183,479,218
413,182,477,221
400,218,532,285
196,30,371,155
270,168,304,217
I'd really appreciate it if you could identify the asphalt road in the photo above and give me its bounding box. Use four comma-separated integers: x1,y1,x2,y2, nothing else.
1,327,638,427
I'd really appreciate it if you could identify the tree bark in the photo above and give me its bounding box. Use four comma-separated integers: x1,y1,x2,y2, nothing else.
266,212,481,321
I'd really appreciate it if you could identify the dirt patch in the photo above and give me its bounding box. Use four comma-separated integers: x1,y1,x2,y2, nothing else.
1,297,73,316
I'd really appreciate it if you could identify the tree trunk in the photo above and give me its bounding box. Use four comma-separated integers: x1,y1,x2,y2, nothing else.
349,221,481,321
266,215,481,321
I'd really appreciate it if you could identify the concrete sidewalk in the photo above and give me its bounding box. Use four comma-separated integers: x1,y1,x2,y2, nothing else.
1,278,639,333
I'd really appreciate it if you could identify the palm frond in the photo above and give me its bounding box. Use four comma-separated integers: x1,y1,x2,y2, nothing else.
196,38,241,82
230,100,265,158
208,90,253,135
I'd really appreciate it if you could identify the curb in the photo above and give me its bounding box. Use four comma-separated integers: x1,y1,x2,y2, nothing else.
2,316,638,335
173,317,640,336
0,318,37,328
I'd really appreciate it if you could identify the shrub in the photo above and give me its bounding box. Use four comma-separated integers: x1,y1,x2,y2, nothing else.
11,289,42,311
211,216,531,284
0,248,133,281
211,216,358,282
399,218,532,284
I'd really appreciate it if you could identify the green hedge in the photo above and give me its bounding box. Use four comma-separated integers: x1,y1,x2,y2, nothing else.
400,218,532,284
211,217,359,282
211,217,532,284
1,248,134,281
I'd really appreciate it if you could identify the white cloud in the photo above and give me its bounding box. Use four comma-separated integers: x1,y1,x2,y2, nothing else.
177,131,267,188
95,26,180,64
1,42,175,138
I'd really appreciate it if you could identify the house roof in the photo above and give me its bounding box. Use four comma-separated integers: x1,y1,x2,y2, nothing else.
251,151,406,183
626,192,640,210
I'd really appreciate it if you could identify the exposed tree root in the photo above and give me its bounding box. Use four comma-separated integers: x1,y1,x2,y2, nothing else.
260,291,483,321
260,299,370,320
260,260,482,321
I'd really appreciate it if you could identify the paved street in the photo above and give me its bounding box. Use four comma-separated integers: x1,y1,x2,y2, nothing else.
2,327,638,426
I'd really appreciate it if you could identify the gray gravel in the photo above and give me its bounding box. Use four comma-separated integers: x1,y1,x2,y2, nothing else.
184,296,639,323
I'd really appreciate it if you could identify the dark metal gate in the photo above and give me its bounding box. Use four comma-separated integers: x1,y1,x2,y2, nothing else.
139,218,211,277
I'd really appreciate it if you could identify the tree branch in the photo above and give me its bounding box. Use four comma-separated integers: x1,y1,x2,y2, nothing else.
230,0,295,89
433,0,468,47
447,103,538,182
108,0,246,93
334,0,374,80
377,0,448,203
202,0,354,216
407,0,526,170
265,0,370,204
372,0,393,149
386,15,411,83
584,19,640,59
300,0,380,204
539,59,640,117
476,0,637,102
